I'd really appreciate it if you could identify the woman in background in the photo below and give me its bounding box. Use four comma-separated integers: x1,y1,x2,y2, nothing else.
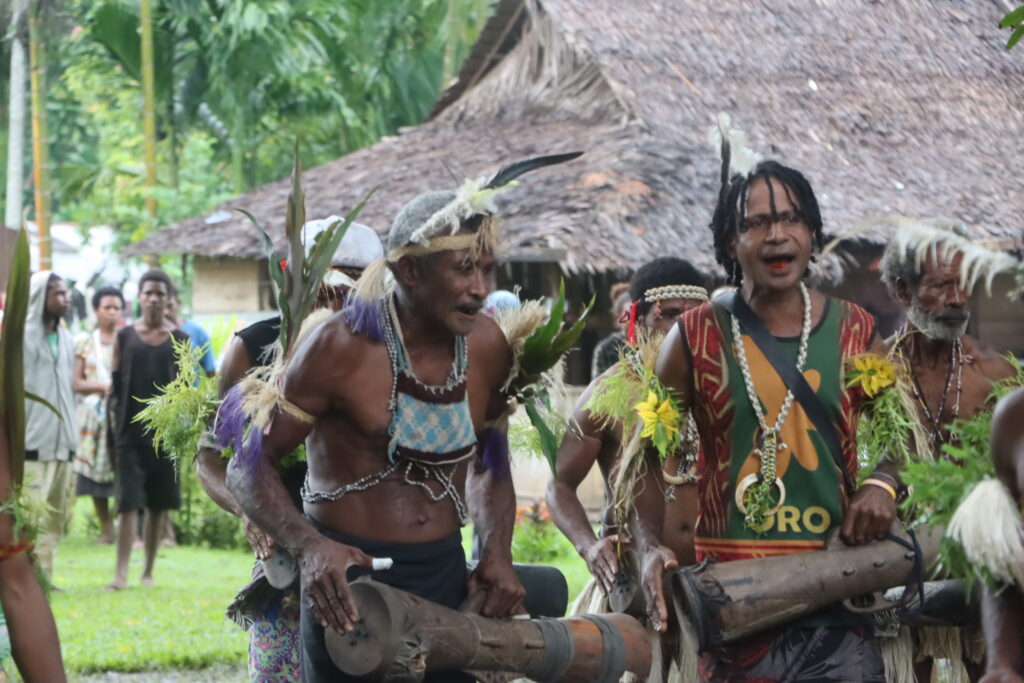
72,286,124,544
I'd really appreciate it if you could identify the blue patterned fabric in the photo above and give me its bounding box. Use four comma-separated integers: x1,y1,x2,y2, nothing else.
390,389,476,459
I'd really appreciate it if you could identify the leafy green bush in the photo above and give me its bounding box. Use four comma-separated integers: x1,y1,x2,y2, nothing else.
511,501,576,565
172,468,247,550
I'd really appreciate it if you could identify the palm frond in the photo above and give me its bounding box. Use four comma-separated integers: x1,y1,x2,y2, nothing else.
0,228,32,486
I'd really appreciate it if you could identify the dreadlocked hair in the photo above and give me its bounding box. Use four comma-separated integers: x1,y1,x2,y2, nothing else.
629,257,705,317
711,160,824,285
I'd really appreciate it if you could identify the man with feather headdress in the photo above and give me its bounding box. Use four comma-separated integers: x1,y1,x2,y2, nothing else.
225,153,581,682
629,117,897,681
547,257,708,602
877,222,1021,682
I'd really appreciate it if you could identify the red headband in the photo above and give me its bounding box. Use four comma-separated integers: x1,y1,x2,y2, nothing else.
626,300,640,347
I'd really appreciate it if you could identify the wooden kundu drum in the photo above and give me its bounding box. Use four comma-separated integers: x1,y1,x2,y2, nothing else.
670,525,945,651
325,578,652,682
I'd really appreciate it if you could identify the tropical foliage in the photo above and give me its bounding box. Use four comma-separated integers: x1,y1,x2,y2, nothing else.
132,336,218,469
2,0,491,251
901,358,1024,588
1002,5,1024,50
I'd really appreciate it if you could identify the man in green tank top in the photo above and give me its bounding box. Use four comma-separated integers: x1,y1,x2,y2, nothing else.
631,151,899,680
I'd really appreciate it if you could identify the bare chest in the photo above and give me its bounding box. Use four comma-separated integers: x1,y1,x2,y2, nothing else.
909,358,993,431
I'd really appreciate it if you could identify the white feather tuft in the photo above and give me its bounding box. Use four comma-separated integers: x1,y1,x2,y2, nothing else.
948,478,1024,586
707,112,762,177
407,176,512,247
888,217,1020,295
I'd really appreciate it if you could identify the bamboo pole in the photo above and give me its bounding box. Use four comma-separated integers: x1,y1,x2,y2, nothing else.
27,2,51,271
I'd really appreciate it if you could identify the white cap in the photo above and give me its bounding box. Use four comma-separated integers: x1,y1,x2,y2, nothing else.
301,217,384,269
301,217,385,287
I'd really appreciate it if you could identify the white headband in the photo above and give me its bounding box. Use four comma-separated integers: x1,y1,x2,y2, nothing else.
644,285,709,303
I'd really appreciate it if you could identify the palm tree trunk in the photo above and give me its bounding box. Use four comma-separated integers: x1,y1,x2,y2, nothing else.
5,0,28,232
139,0,161,266
2,0,28,292
27,1,51,270
140,0,158,223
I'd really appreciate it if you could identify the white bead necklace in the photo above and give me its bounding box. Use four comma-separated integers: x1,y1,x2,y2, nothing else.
730,282,813,529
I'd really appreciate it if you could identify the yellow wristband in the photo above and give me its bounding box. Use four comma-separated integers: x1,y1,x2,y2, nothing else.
862,478,897,500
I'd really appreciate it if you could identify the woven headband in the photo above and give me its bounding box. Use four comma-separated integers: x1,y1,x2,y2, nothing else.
387,233,482,260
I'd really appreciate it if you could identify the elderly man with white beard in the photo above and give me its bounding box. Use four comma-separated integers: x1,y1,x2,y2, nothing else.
879,225,1019,682
880,230,1016,459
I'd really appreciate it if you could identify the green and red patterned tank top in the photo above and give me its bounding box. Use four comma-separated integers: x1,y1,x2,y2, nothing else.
680,296,875,562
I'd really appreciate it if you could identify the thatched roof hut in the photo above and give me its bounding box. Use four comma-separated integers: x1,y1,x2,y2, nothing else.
129,0,1023,276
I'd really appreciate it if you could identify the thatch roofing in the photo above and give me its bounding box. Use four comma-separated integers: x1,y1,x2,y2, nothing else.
129,0,1024,274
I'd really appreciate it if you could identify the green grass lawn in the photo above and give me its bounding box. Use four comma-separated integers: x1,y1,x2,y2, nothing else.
51,501,252,675
50,500,591,676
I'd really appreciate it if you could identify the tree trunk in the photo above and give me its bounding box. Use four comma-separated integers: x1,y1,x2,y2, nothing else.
27,2,51,270
140,0,158,218
5,0,28,232
1,0,28,290
139,0,161,266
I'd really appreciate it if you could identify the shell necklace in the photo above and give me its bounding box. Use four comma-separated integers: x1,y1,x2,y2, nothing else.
731,282,812,531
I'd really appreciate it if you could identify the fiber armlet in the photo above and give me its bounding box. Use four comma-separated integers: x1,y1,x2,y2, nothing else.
279,398,316,425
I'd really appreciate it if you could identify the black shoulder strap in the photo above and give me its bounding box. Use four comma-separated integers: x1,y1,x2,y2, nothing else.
717,291,854,495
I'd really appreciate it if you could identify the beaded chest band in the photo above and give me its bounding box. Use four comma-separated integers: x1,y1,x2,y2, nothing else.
301,295,477,523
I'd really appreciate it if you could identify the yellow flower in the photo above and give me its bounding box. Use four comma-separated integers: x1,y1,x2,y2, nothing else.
635,391,681,438
852,355,897,398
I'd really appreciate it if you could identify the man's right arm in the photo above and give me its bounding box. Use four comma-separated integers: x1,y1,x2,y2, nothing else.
225,323,373,634
629,322,694,632
546,392,617,595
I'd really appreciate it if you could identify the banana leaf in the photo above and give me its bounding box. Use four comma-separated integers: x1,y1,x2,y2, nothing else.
0,229,32,486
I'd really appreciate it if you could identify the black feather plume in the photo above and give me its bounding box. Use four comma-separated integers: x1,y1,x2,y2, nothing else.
719,128,732,203
484,152,583,190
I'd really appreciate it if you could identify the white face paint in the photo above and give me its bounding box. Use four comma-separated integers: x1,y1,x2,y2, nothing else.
907,297,970,342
